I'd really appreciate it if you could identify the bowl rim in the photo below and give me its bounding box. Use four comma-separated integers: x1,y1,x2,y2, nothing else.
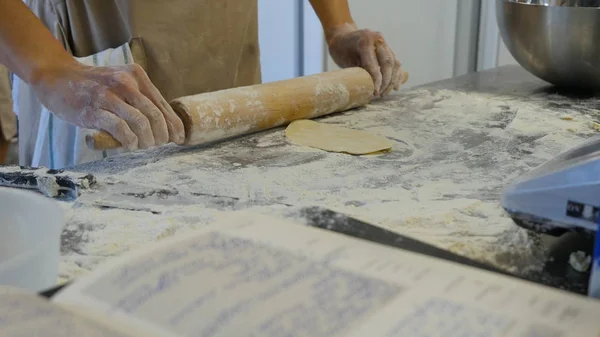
500,0,600,8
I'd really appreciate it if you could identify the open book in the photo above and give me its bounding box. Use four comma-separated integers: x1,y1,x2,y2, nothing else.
2,212,600,337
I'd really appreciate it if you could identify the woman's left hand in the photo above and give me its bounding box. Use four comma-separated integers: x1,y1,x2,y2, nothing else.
326,24,407,97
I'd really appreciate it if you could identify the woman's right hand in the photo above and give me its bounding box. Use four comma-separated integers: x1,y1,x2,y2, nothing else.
0,0,184,151
31,61,185,150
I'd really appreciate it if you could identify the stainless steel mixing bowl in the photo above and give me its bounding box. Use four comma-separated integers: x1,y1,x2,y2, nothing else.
496,0,600,90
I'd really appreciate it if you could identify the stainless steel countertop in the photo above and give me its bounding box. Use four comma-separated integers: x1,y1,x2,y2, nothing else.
54,65,600,294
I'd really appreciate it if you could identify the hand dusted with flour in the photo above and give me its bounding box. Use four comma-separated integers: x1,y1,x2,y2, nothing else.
327,23,406,97
309,0,406,97
0,0,185,152
33,63,184,150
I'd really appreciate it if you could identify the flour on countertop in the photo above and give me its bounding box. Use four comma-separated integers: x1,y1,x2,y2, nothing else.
60,87,597,283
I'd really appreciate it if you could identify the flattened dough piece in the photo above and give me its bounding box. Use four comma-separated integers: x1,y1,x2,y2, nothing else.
285,119,393,155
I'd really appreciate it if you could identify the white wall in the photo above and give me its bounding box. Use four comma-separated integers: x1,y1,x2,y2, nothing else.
257,0,300,83
496,40,518,67
259,0,474,88
477,0,518,70
258,0,324,83
301,0,325,76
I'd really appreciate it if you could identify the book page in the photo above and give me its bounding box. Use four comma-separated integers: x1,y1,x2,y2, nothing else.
0,286,144,337
55,212,600,337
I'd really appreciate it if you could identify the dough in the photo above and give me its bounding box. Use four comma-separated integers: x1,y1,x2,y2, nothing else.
285,120,393,155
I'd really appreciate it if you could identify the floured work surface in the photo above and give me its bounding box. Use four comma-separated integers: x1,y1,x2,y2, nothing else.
59,66,600,294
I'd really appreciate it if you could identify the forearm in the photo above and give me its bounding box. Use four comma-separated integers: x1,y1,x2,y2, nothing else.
0,0,77,84
308,0,356,42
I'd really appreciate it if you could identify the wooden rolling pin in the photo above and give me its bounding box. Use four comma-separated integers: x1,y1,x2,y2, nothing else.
86,67,406,150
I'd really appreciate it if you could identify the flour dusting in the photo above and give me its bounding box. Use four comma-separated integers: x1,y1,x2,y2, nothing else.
60,86,597,283
313,82,351,117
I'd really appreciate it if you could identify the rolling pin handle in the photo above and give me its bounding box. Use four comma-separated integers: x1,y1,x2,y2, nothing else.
85,131,122,151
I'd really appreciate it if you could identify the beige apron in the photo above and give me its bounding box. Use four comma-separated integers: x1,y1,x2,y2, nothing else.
0,65,16,142
15,0,261,167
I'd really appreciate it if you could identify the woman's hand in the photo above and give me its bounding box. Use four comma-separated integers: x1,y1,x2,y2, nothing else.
327,23,406,97
31,61,185,150
0,0,184,150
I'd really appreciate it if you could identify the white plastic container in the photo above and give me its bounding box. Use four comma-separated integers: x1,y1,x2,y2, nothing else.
0,187,65,293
